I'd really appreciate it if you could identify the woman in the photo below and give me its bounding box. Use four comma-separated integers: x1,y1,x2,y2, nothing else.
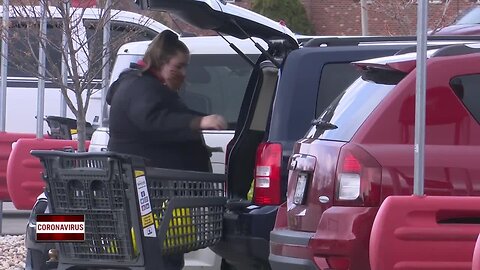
107,30,227,269
107,29,227,171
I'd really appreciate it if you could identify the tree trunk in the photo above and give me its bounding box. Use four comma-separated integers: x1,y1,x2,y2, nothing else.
76,115,87,152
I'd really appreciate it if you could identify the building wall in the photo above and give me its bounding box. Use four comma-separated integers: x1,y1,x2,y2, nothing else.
13,0,476,36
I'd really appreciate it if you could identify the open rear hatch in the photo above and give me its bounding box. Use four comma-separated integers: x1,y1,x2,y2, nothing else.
135,0,298,65
137,0,299,200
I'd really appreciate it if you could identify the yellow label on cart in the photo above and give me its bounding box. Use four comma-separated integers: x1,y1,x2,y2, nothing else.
135,170,156,238
141,213,154,227
134,170,145,177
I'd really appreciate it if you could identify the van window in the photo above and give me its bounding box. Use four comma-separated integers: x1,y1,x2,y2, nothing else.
85,20,158,78
6,20,63,78
180,54,255,129
450,74,480,124
315,63,362,117
306,78,395,141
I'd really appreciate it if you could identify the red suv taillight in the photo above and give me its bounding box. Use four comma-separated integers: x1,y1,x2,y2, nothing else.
253,142,282,205
334,144,382,206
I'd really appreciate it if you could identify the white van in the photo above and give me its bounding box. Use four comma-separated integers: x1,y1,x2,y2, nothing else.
0,6,171,133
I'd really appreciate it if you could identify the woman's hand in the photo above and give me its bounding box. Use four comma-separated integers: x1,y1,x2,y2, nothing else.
199,114,227,130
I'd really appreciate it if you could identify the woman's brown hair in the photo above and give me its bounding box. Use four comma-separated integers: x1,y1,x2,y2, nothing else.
142,30,189,72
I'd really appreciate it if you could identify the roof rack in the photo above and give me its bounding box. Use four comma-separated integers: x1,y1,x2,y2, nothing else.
431,43,480,57
304,35,480,47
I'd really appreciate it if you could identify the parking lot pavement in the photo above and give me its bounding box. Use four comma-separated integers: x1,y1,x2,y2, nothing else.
1,202,30,235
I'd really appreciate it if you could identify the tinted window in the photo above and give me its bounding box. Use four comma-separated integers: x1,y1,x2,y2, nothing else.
85,20,158,78
179,54,255,129
306,78,395,141
316,63,362,117
450,74,480,123
7,20,62,77
455,7,480,25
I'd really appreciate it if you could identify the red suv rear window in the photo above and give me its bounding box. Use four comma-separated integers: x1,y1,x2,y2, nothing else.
305,78,395,142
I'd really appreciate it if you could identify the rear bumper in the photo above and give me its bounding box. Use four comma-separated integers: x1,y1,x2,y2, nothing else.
269,254,317,270
210,205,278,268
270,206,378,270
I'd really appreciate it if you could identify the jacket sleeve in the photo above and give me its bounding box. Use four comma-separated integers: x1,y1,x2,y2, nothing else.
125,78,203,142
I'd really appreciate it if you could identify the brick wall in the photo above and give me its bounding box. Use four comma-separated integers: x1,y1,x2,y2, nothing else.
12,0,476,36
240,0,478,36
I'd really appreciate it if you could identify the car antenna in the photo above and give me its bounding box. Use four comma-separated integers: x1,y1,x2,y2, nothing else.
217,32,255,68
229,18,281,68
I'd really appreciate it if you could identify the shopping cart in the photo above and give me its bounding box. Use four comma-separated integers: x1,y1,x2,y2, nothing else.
31,150,227,270
43,115,96,140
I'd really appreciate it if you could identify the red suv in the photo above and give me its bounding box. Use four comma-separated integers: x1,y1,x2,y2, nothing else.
269,43,480,270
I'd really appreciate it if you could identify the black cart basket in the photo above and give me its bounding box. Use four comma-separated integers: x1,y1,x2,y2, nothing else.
31,150,227,270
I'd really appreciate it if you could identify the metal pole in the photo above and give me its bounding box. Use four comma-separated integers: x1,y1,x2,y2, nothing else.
360,0,369,36
0,0,9,132
60,1,70,117
0,0,10,234
414,0,428,196
37,0,48,138
101,0,111,127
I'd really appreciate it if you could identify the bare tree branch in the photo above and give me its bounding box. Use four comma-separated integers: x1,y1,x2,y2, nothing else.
1,1,157,151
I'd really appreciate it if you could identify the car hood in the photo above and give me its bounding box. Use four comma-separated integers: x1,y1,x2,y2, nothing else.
432,24,480,35
138,0,298,49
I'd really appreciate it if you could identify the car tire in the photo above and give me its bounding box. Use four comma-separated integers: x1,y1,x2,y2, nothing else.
25,249,49,270
221,259,271,270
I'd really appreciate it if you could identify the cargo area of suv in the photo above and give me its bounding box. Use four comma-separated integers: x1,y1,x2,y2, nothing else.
270,43,480,270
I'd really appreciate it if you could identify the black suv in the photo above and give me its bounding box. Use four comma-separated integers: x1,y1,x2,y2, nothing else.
138,1,480,269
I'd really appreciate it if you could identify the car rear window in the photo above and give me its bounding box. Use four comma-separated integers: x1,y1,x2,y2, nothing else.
305,77,395,141
450,74,480,124
315,63,362,117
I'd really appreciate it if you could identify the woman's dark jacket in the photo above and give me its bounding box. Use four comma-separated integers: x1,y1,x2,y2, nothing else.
107,69,211,172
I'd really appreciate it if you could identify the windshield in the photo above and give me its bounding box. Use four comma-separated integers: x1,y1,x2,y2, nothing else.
455,7,480,25
305,78,395,142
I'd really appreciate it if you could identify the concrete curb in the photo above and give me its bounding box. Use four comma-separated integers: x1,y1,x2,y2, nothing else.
2,210,31,217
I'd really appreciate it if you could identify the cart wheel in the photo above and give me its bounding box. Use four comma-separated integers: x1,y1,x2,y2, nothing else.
25,249,49,270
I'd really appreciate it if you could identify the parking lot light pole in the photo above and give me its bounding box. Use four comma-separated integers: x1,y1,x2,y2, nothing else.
360,0,369,36
37,0,48,138
60,1,70,118
0,0,8,132
101,0,111,128
414,0,427,196
0,0,8,234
